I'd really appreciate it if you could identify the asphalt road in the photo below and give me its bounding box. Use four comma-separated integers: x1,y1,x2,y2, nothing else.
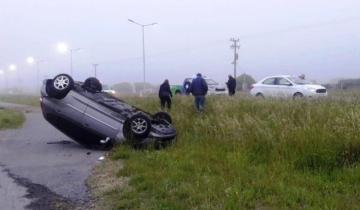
0,102,105,209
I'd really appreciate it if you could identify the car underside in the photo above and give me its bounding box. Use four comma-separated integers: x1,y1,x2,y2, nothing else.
41,74,177,149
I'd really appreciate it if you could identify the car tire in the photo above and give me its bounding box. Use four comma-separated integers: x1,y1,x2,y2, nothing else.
175,90,181,95
123,113,151,143
153,112,172,124
47,74,74,99
256,93,264,98
293,92,304,99
83,77,102,93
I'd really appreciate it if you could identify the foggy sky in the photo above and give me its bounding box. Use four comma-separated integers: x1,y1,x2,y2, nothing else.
0,0,359,91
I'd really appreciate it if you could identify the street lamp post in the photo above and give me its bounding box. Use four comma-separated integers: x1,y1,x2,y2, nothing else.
128,19,157,95
0,69,5,91
36,60,45,91
0,58,5,91
70,48,82,76
57,42,82,76
8,64,17,91
93,64,99,77
27,57,45,92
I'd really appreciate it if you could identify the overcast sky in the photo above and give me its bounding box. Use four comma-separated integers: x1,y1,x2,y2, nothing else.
0,0,359,90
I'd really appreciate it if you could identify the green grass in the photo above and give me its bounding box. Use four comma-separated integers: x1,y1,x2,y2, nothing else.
0,94,40,107
99,93,360,209
0,109,25,130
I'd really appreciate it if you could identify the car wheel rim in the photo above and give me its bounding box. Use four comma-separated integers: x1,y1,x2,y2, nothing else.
131,118,148,134
54,76,70,90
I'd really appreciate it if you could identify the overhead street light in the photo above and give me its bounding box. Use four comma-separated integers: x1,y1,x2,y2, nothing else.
128,18,157,95
57,42,82,76
26,56,35,64
7,64,17,91
26,57,46,92
9,64,17,71
57,42,69,54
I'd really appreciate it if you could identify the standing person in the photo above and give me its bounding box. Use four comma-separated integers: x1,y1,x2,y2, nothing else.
189,73,208,112
226,75,237,96
159,79,172,110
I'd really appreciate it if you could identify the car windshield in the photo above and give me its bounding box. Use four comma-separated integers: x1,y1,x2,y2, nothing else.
205,79,218,85
288,77,312,85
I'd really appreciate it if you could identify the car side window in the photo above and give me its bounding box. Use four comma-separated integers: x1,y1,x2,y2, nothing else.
262,78,276,85
205,79,217,85
277,78,292,86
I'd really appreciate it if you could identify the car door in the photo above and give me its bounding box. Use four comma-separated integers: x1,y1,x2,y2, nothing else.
60,91,88,122
81,94,122,138
260,77,277,97
275,77,294,97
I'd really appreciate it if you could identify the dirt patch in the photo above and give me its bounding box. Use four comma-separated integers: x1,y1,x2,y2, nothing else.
86,155,128,210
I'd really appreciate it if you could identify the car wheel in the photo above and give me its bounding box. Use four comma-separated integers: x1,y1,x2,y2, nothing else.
47,74,74,99
153,112,172,124
83,77,102,93
293,92,304,99
175,90,181,95
256,93,264,98
123,113,151,143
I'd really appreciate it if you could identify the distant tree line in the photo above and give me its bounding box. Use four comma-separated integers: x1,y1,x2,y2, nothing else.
323,78,360,90
235,73,256,91
111,82,159,95
110,74,257,95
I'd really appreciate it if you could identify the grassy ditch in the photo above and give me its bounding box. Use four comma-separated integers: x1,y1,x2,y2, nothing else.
0,94,40,107
93,94,360,209
0,109,25,130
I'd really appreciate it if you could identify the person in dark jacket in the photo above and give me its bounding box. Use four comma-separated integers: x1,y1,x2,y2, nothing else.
189,73,208,112
159,79,173,110
226,75,237,96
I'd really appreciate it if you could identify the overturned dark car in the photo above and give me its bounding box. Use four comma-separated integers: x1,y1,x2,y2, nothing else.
40,73,176,149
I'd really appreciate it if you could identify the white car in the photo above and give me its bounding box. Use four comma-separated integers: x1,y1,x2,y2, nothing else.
102,85,116,95
250,75,327,98
183,77,228,95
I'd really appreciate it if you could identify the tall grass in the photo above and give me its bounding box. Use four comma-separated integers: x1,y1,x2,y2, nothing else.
0,109,25,130
101,94,360,209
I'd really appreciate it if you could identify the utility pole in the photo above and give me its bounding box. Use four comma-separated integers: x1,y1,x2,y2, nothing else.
93,64,99,77
230,38,240,78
